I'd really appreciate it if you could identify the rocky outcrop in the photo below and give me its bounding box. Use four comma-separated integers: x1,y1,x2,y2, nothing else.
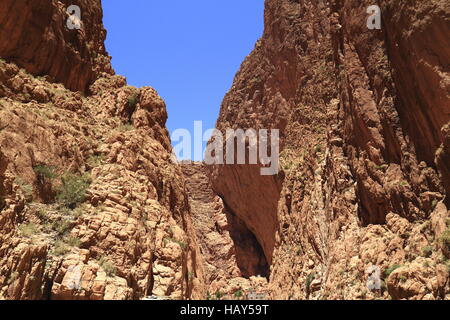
0,0,206,299
0,0,113,92
0,59,206,299
437,124,450,206
210,0,450,300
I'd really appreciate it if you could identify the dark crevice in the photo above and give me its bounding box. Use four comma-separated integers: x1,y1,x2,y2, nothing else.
221,197,270,279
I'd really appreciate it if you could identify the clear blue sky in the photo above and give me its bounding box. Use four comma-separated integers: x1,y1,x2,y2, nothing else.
102,0,264,160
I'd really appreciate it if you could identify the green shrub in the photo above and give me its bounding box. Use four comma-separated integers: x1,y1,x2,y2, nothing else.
440,229,450,251
384,264,402,277
445,260,450,273
87,154,105,168
98,257,117,277
51,235,80,257
73,207,85,219
65,235,81,248
117,123,134,132
233,289,243,299
374,164,389,171
215,291,223,300
56,173,92,208
37,208,49,221
128,91,140,109
52,219,72,236
52,240,70,256
15,178,33,202
305,272,316,291
33,165,57,179
422,246,433,258
19,222,39,237
164,237,187,249
431,199,438,211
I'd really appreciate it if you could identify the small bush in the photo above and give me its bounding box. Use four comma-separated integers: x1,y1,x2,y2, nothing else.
56,173,92,208
128,91,140,109
305,272,316,291
16,178,33,202
37,208,49,221
117,123,134,132
51,235,80,257
52,240,70,256
384,264,402,278
215,291,223,300
422,246,433,258
431,199,438,211
374,164,389,171
98,257,117,277
73,207,85,219
33,165,57,179
52,219,72,236
440,229,450,250
87,154,105,168
445,260,450,273
65,235,81,248
164,237,187,249
19,222,39,237
234,289,243,299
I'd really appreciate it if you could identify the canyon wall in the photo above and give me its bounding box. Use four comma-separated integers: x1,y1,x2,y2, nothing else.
210,0,450,299
0,0,449,301
0,0,113,92
0,0,205,300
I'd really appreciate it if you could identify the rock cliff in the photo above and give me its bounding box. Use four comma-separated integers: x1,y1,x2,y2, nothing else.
209,0,450,300
0,0,204,300
0,0,113,92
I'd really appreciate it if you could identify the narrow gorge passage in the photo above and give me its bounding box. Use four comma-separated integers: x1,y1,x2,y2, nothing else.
182,163,269,297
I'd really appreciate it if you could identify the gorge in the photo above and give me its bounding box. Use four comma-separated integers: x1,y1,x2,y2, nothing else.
0,0,449,300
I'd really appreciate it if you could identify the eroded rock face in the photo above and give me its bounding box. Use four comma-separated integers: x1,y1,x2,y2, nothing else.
0,0,207,299
211,0,450,300
0,0,113,92
182,162,268,299
0,58,207,300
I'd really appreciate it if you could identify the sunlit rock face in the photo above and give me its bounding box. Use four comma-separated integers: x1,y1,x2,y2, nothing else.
0,0,205,300
210,0,450,300
0,0,114,92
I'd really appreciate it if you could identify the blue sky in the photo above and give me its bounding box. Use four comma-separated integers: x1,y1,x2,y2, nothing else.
102,0,264,160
